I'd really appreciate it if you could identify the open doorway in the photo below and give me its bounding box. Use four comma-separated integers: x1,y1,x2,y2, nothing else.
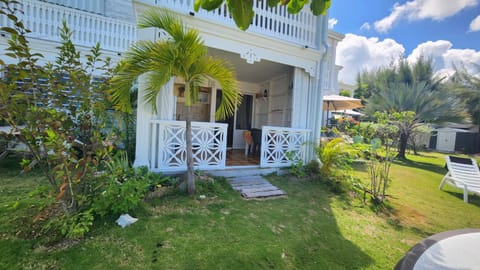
216,90,258,166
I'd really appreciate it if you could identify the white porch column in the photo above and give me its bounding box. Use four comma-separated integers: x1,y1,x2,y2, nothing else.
291,67,310,129
156,78,175,120
300,13,329,163
134,77,175,167
316,13,329,144
134,74,154,167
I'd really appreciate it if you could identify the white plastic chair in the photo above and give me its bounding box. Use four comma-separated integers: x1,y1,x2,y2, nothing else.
439,156,480,203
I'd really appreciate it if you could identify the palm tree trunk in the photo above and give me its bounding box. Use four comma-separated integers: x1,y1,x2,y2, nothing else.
397,132,408,159
185,93,195,195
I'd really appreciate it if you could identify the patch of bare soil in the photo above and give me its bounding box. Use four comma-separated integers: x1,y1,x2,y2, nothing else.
391,202,428,228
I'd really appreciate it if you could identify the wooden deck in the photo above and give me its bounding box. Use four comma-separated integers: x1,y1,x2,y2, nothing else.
226,149,260,166
228,175,286,199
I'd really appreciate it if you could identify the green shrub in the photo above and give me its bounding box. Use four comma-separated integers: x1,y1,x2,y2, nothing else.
317,138,354,177
316,138,360,194
304,160,321,175
195,172,231,196
286,151,307,178
93,152,171,216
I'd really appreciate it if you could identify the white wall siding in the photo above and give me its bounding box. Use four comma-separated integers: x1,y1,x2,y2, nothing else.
105,0,135,21
44,0,106,15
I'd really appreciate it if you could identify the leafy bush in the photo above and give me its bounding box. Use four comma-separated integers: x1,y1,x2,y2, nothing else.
0,2,145,239
316,138,361,194
304,160,321,175
0,1,116,220
317,138,354,177
336,117,359,133
286,150,307,178
93,152,172,216
354,112,399,204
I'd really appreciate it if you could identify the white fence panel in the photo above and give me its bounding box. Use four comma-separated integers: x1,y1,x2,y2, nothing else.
149,120,227,172
260,126,311,168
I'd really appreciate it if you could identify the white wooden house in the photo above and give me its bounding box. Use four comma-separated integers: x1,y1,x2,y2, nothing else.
0,0,344,173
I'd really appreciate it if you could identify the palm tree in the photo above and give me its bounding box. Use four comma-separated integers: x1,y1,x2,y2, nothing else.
365,81,463,158
360,57,465,159
110,8,241,195
450,69,480,126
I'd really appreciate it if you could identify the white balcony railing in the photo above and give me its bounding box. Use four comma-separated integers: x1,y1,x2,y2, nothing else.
0,0,136,52
149,120,228,172
260,126,311,167
156,0,318,49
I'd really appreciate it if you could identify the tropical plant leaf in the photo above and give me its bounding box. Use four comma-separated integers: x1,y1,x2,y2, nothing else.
194,0,202,11
311,0,331,15
227,0,254,31
267,0,281,7
197,0,224,11
287,0,307,14
0,26,17,35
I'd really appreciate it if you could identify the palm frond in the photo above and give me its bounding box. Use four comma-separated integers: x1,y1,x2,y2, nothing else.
144,70,172,113
191,56,241,120
109,62,141,113
138,8,185,42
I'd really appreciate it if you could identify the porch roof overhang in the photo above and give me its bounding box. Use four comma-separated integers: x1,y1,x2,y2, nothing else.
208,48,292,83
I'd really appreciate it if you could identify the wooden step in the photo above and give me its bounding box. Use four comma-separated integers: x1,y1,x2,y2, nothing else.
231,183,276,191
227,175,287,199
241,189,287,199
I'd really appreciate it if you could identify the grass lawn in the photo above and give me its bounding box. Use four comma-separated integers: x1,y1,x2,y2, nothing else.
1,151,480,269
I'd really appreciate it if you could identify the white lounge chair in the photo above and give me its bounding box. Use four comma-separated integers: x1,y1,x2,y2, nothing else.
439,156,480,203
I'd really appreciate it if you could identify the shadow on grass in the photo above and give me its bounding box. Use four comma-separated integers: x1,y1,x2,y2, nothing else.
441,190,480,206
394,158,446,175
266,177,374,269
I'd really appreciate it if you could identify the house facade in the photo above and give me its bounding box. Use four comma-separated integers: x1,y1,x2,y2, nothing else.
0,0,343,173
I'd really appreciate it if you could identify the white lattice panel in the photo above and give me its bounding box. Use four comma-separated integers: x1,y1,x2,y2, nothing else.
150,120,227,172
260,126,311,168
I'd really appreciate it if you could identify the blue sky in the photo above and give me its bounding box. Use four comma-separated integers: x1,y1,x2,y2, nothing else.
329,0,480,84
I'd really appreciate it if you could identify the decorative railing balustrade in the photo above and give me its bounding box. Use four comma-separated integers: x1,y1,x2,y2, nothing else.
260,126,311,167
156,0,318,49
0,0,136,52
149,120,227,172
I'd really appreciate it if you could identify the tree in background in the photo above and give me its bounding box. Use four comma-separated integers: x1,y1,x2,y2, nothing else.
362,58,463,159
449,68,480,126
110,9,241,195
194,0,331,30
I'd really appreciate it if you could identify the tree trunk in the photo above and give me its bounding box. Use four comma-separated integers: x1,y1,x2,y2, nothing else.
185,102,195,195
397,132,408,159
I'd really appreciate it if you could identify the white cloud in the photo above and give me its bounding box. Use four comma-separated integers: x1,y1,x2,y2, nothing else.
336,35,480,84
328,18,338,29
470,15,480,31
407,40,480,76
374,0,478,33
360,22,371,31
407,40,452,69
336,34,405,84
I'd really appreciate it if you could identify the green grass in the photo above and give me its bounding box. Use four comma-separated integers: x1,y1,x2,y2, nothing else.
1,152,480,269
